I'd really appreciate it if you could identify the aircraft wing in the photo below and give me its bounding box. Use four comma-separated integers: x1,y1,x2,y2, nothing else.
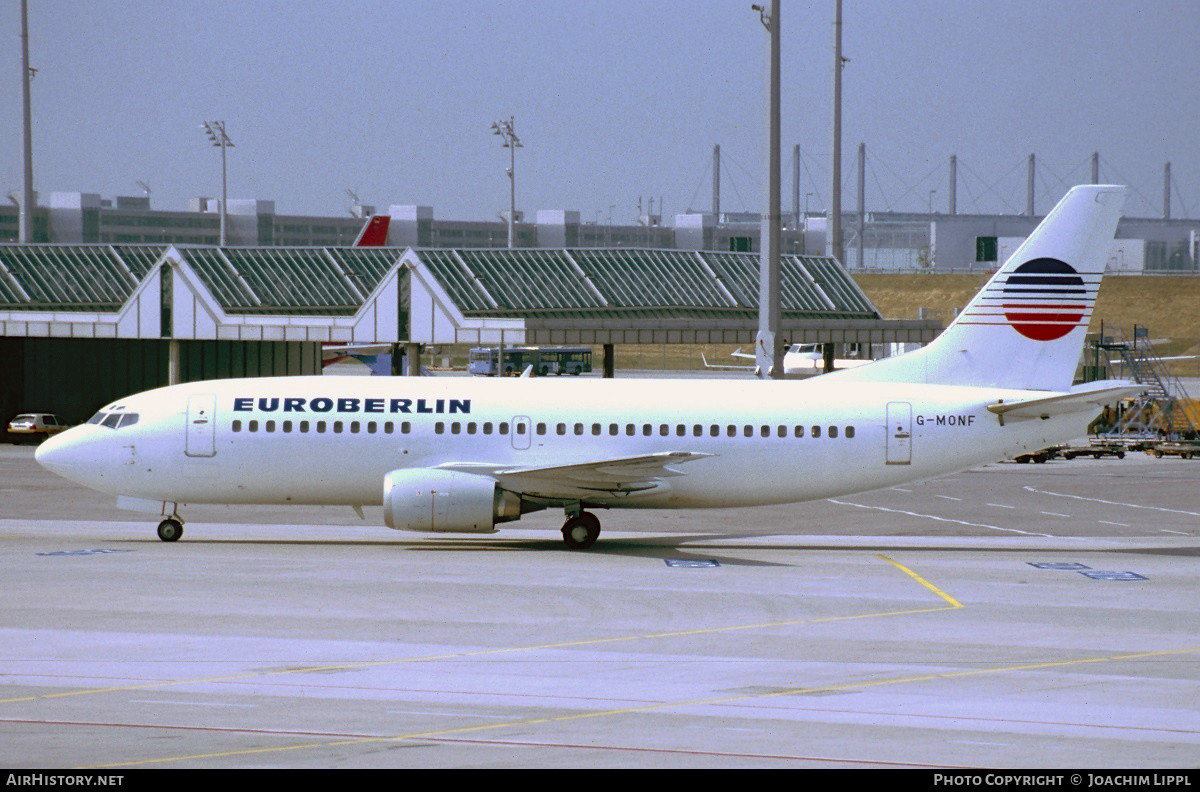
987,381,1145,421
322,343,394,362
440,452,713,499
701,352,753,371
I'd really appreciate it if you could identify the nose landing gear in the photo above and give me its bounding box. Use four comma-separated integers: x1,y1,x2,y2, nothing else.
156,505,185,542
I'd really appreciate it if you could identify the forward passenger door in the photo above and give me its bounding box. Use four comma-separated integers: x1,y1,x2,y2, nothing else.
185,394,217,457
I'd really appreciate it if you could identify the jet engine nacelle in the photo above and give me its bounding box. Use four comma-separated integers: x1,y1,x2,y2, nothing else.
382,468,522,534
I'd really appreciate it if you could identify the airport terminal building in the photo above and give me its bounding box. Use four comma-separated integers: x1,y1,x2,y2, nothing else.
2,191,1198,272
0,239,938,430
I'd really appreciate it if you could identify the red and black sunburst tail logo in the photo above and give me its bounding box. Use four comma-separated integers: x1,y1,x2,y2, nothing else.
1000,257,1089,341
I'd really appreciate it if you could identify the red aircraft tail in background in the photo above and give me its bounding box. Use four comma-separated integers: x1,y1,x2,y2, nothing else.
353,215,390,246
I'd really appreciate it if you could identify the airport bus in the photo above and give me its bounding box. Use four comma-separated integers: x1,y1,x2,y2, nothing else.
468,346,593,376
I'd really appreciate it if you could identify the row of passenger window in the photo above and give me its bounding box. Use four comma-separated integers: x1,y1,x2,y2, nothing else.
232,419,415,435
491,422,856,439
231,418,855,439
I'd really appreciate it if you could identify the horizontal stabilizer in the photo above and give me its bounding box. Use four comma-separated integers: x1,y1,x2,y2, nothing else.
987,381,1144,420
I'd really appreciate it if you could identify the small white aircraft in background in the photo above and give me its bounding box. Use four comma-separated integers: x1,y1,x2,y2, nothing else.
702,343,873,378
321,343,435,377
321,343,396,376
38,186,1140,549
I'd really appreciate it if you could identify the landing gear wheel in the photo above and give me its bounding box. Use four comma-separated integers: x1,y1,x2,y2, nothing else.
157,518,183,542
561,512,600,550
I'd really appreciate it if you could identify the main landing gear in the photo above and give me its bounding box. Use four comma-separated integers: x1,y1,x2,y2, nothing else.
561,510,601,550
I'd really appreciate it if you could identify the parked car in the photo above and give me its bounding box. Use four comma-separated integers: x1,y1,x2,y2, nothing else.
7,413,68,443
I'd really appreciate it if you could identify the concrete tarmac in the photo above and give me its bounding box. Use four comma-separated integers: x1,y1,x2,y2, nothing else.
1,444,1198,769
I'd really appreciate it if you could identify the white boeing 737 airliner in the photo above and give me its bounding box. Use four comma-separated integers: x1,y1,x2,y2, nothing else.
37,185,1140,549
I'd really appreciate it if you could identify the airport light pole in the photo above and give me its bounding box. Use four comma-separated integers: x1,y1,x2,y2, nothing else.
830,0,844,265
19,0,35,243
928,189,937,269
491,116,522,249
753,0,783,379
203,121,234,246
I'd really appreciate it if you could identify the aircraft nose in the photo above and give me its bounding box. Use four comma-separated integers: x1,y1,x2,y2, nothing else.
36,427,99,479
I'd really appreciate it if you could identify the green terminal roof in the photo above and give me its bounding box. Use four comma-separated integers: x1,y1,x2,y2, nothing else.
0,245,403,315
0,245,165,311
175,246,403,315
415,248,879,320
0,245,879,323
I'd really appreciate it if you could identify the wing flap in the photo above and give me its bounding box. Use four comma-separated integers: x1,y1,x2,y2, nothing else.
443,451,712,499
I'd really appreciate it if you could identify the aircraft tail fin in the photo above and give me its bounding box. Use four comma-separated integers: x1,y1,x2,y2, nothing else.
354,353,394,376
354,215,391,246
830,185,1125,391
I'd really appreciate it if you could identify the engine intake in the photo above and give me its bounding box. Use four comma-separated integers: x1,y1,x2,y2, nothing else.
383,468,522,534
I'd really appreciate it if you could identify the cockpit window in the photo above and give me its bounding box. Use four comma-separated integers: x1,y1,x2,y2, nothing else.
90,406,138,429
96,412,139,429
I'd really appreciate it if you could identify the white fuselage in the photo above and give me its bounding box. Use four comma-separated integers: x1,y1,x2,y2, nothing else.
35,185,1128,546
40,375,1088,513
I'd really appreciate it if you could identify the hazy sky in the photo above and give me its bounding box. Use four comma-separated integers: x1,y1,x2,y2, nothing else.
3,0,1198,223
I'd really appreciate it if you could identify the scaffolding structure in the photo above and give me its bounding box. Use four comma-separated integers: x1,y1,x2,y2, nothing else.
1088,324,1197,444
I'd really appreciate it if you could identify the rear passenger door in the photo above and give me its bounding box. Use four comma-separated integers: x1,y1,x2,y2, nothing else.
886,402,912,465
